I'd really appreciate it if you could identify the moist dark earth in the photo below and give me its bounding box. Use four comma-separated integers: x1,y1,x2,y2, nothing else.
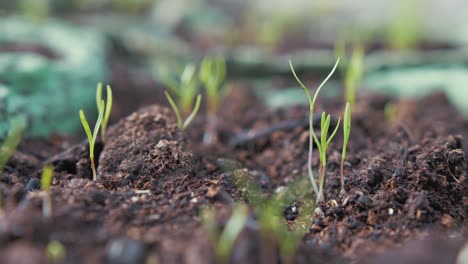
0,55,467,264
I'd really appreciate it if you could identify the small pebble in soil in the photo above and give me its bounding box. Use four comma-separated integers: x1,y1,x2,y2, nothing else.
314,207,325,218
105,238,146,264
284,204,299,221
357,195,373,209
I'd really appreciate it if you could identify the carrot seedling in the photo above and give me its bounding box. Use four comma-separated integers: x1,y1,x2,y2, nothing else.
199,56,226,115
344,46,364,108
96,83,113,143
41,164,54,219
165,91,202,131
289,58,340,200
340,103,351,192
0,116,27,172
161,63,199,117
199,56,227,144
79,100,105,181
312,112,341,202
201,203,248,263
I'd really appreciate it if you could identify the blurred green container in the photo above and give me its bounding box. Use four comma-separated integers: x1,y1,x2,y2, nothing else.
0,17,107,138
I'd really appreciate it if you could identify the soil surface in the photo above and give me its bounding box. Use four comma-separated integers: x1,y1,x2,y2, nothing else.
0,52,467,264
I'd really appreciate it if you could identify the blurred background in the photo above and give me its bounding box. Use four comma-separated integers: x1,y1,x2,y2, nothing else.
1,0,468,137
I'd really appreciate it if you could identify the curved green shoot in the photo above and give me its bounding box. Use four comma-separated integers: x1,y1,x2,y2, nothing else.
341,103,351,192
289,58,340,198
201,203,248,263
79,100,105,181
312,113,341,202
165,91,202,131
96,83,113,143
40,164,54,218
0,116,27,172
161,63,199,117
217,204,248,262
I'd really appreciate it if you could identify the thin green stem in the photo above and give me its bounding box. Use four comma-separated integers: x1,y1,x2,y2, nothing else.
182,94,202,130
165,91,183,128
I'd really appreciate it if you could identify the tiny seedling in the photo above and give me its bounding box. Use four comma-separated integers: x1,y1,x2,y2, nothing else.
40,164,54,219
199,56,227,144
387,0,422,50
312,112,341,202
165,91,202,130
218,160,314,262
199,56,227,115
340,103,351,192
0,116,27,172
96,83,113,143
46,240,66,262
344,45,364,108
289,58,340,200
161,63,199,117
79,100,105,181
384,102,397,123
202,203,248,263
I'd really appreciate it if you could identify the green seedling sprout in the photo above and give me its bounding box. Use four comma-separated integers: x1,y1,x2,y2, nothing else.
40,164,54,219
289,58,340,200
199,56,227,144
79,100,105,181
384,102,397,123
165,92,202,131
340,103,351,193
46,240,66,262
0,116,27,172
344,46,364,108
202,203,248,263
388,0,422,50
199,56,226,114
96,83,113,143
218,159,314,262
218,204,248,261
161,63,199,117
312,113,341,202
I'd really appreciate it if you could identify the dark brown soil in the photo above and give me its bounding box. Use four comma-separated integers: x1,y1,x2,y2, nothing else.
0,54,467,264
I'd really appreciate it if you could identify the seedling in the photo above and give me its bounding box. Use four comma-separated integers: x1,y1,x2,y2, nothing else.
384,102,397,123
199,56,227,144
40,164,54,219
344,46,364,108
0,116,27,172
218,160,314,262
161,63,199,117
79,100,105,181
334,41,364,108
164,91,202,130
289,58,340,200
96,83,113,143
199,56,226,115
340,103,351,192
46,240,66,262
201,203,248,263
388,0,422,50
312,113,341,202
